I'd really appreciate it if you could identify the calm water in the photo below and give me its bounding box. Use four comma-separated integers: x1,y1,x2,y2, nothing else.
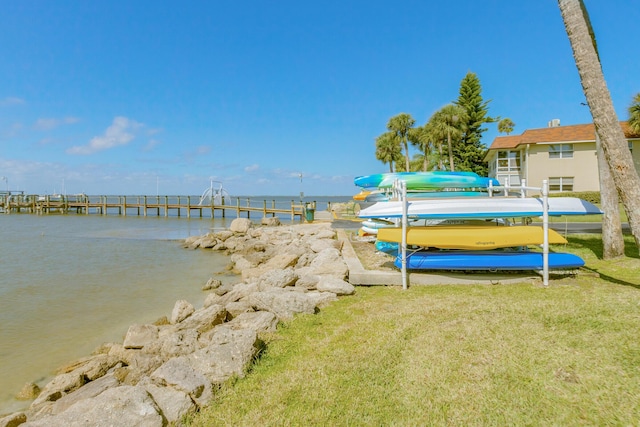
0,195,352,415
0,213,238,414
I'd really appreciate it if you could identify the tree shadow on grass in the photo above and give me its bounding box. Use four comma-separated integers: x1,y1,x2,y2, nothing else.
579,266,640,290
567,235,639,260
566,235,640,290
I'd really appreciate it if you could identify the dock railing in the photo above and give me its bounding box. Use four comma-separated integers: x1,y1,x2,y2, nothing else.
0,194,310,221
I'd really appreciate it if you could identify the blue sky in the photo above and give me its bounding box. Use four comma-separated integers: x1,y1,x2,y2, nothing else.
1,1,638,196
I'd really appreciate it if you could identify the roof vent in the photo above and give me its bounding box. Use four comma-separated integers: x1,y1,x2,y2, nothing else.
548,119,561,128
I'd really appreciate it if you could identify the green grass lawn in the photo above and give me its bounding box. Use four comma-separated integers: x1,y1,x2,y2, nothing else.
186,235,640,426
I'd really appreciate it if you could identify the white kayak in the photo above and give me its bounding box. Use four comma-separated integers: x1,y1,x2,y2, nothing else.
358,197,602,219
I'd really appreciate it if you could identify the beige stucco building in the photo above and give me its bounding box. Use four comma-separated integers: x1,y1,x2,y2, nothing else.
484,121,640,192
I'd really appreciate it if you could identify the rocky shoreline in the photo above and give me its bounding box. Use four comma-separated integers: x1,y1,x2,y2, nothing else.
1,217,356,427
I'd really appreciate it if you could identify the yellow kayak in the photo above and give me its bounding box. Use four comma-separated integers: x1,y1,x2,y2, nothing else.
377,225,567,250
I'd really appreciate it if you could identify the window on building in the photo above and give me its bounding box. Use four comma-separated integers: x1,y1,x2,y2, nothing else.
549,144,573,159
629,141,633,153
549,177,574,192
497,150,521,172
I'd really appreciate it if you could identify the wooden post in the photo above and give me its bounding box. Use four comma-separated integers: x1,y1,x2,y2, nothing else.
122,196,127,216
164,196,169,217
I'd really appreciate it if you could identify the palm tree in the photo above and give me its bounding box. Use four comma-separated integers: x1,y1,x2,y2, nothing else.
375,131,402,172
408,126,432,171
629,93,640,134
428,104,466,171
387,113,416,172
558,0,640,254
498,118,516,135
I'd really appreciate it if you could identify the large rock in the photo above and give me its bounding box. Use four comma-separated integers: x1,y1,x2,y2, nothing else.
316,276,355,295
226,311,279,333
144,383,196,425
256,267,297,290
30,372,86,408
229,218,252,234
123,324,159,350
23,386,164,427
247,288,318,321
175,304,226,334
204,283,258,308
171,299,195,324
241,253,300,280
150,357,213,408
56,354,118,381
51,373,120,415
298,247,348,279
260,217,281,226
186,326,262,384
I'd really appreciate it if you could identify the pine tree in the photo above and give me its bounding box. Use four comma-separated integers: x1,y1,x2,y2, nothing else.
454,72,493,176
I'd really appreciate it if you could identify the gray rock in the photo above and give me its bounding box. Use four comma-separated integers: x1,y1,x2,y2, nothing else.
247,288,318,321
316,276,355,295
144,383,196,425
306,247,348,279
257,267,297,290
159,328,199,359
55,354,117,381
229,218,252,234
227,311,279,333
260,217,281,226
123,324,159,349
30,371,86,408
23,385,164,427
171,299,195,324
225,300,254,318
230,253,257,272
51,373,120,415
202,277,222,291
207,283,258,308
150,357,213,408
187,326,261,384
309,238,342,253
306,291,339,307
176,304,226,334
294,274,319,290
212,281,235,296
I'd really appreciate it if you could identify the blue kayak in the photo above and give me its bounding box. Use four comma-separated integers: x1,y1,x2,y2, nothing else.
395,250,584,271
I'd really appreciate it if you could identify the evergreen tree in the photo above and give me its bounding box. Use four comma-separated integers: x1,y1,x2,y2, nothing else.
454,72,494,176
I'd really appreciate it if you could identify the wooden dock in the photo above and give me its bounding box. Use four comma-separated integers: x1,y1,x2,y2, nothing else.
0,194,313,220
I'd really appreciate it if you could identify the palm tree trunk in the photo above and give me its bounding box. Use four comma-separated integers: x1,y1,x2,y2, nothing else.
596,132,624,258
559,0,640,254
403,140,410,172
447,128,455,171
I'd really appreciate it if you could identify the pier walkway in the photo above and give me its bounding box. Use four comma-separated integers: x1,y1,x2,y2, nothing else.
0,194,317,221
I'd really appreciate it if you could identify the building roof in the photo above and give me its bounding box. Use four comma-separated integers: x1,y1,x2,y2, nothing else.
487,121,639,151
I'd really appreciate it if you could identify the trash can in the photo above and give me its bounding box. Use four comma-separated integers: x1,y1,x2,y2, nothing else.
305,203,315,222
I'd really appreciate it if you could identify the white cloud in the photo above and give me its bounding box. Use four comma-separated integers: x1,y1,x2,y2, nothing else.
244,164,260,172
34,118,58,130
143,139,160,152
195,145,211,155
67,116,142,155
0,97,26,106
